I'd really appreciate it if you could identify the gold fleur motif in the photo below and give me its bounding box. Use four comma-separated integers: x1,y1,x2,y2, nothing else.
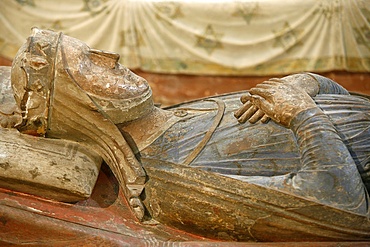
81,0,106,16
120,28,145,48
272,22,302,50
353,25,370,51
29,167,41,179
232,2,259,24
314,0,342,20
195,25,224,55
154,2,184,20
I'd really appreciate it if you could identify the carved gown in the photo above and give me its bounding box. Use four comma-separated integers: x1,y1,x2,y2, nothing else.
141,75,370,216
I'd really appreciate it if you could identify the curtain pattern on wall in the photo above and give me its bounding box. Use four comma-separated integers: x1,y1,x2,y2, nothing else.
0,0,369,75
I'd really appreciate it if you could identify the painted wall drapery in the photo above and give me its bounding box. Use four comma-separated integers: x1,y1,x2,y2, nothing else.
0,0,369,75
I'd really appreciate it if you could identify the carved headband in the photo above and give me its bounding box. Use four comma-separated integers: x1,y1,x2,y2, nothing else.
11,28,60,135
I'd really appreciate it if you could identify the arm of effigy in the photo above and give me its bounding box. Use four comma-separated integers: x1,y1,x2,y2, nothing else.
239,107,369,214
277,73,350,97
288,108,368,214
237,80,369,214
234,73,348,124
305,73,350,95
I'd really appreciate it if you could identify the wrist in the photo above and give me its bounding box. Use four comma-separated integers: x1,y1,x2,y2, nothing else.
290,107,325,132
274,94,317,128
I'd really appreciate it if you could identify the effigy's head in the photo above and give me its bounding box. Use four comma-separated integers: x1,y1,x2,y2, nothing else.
11,29,149,219
11,28,153,135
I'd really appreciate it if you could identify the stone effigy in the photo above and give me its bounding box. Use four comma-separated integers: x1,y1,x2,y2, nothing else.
0,28,369,242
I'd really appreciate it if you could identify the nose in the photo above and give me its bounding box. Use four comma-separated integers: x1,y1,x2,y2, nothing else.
90,49,120,63
89,49,120,69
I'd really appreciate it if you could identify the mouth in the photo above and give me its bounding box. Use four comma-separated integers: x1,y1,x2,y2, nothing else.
88,79,153,124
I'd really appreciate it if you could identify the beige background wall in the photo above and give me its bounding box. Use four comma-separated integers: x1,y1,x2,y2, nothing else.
0,0,369,105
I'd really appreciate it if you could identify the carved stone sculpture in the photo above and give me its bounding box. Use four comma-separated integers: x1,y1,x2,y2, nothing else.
0,62,102,202
0,28,369,242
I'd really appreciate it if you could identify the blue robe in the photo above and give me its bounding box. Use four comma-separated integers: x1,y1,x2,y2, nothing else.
142,76,370,215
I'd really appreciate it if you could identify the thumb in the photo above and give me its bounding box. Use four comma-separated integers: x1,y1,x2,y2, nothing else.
240,92,252,104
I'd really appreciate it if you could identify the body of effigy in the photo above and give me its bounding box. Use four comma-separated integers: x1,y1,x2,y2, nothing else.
0,28,369,241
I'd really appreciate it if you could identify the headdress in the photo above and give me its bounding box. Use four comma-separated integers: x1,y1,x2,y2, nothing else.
11,28,148,220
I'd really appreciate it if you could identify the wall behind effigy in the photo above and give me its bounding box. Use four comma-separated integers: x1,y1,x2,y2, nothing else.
0,0,369,76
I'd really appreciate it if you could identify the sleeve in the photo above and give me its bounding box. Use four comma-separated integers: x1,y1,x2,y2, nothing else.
239,107,369,215
306,73,350,95
288,107,368,214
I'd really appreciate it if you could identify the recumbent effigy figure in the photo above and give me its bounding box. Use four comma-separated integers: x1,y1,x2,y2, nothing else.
0,28,369,241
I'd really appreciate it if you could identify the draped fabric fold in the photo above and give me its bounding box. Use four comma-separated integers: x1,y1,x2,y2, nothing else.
0,0,369,75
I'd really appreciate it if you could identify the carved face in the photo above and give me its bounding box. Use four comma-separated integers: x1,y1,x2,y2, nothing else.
59,34,153,123
11,29,153,132
60,35,150,100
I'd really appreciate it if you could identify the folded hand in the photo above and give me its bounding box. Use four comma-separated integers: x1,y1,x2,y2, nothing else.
235,78,317,127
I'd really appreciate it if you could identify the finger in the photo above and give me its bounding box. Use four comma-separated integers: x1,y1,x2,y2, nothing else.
237,105,258,123
250,95,274,115
240,93,251,104
234,101,252,118
261,114,270,123
252,81,279,90
248,109,265,124
268,78,285,83
250,81,282,95
249,87,275,99
251,95,279,123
